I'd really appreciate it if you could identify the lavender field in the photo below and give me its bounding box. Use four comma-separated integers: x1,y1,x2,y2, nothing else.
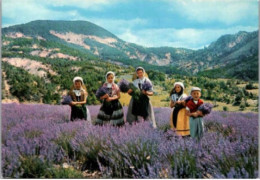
2,103,258,178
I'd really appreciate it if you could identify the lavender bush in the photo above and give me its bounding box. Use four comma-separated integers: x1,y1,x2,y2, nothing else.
95,87,109,99
61,95,72,105
198,103,213,115
142,81,153,91
118,79,130,93
1,103,258,178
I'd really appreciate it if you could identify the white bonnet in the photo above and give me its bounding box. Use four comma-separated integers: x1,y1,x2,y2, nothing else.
136,67,145,73
105,71,115,83
174,82,184,89
73,76,84,84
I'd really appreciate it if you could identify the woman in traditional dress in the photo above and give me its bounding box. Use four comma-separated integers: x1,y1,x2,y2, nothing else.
126,67,157,128
96,71,125,126
69,76,88,121
169,82,190,136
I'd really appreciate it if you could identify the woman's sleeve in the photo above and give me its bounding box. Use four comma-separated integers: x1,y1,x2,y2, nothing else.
84,90,88,101
181,94,188,100
146,78,154,91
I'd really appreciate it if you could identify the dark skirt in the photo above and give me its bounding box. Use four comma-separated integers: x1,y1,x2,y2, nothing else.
132,94,150,118
70,104,87,121
172,105,184,128
96,99,124,126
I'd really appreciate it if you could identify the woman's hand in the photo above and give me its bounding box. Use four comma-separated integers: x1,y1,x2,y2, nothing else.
170,100,175,108
106,97,112,102
127,89,133,94
197,110,204,117
101,94,109,100
185,110,191,116
145,91,154,96
111,95,118,100
176,101,182,105
141,90,147,95
192,113,199,117
70,101,77,106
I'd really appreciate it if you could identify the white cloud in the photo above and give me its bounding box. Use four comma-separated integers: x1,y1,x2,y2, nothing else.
2,0,258,49
3,0,120,12
118,26,258,49
117,29,140,43
46,0,122,7
2,0,89,27
166,0,258,25
87,18,148,35
2,0,123,27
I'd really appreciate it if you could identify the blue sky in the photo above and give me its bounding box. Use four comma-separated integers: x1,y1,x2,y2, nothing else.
2,0,259,49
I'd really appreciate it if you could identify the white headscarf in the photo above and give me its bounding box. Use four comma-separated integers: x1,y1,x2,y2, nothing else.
73,76,84,85
72,76,84,96
171,82,187,102
105,71,115,88
173,82,185,90
136,66,145,76
133,67,153,91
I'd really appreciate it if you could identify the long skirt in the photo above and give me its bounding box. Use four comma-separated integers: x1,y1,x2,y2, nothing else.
170,107,190,136
70,104,87,121
126,98,157,128
96,99,124,126
189,116,204,140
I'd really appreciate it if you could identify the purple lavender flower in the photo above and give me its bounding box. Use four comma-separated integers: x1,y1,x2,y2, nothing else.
1,103,258,178
61,95,72,105
142,81,152,91
118,79,130,93
198,103,213,115
95,86,109,99
184,95,193,102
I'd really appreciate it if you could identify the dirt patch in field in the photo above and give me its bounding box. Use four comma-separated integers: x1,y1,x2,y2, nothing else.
71,66,81,72
50,53,78,61
87,35,117,47
30,50,52,57
32,44,39,49
30,49,78,60
247,89,258,95
2,57,57,78
36,36,46,41
6,32,32,39
50,30,91,50
3,41,10,46
2,71,20,103
135,50,147,61
49,30,118,49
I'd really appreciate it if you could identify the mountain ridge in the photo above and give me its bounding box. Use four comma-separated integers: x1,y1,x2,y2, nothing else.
2,20,258,79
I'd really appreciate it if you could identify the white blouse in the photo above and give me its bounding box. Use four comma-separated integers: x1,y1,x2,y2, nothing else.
171,93,187,102
132,77,153,91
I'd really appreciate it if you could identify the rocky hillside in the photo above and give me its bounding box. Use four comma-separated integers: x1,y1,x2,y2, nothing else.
3,20,257,77
1,20,258,104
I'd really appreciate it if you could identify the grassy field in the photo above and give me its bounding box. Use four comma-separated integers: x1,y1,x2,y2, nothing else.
118,74,258,112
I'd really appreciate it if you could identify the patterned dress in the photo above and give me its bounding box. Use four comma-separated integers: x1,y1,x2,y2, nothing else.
126,77,157,128
69,88,87,121
96,83,124,126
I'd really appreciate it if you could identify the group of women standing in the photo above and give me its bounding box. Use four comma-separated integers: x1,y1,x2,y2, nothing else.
68,66,204,140
68,67,157,129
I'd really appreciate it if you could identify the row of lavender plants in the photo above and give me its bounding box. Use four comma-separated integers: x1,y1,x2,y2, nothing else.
2,103,258,178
